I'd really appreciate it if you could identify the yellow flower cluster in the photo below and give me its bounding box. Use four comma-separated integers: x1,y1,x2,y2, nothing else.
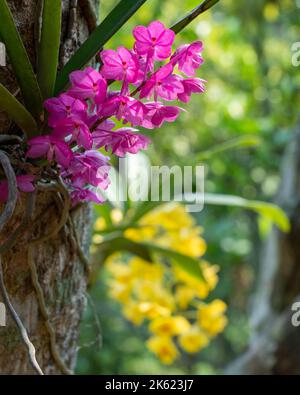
100,203,227,365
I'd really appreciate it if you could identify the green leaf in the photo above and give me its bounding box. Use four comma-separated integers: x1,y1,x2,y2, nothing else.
37,0,62,99
140,242,205,281
55,0,148,94
195,135,261,162
129,192,290,234
96,236,153,263
0,0,43,119
204,193,290,232
171,0,220,33
0,83,37,135
96,235,204,281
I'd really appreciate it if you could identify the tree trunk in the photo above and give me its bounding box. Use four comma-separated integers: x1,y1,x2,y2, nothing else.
0,0,97,374
226,126,300,375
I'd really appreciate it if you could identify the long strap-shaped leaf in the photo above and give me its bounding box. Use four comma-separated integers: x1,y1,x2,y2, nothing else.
0,83,37,136
54,0,147,94
140,242,205,281
128,192,290,233
0,0,43,119
37,0,62,100
171,0,220,33
96,236,153,263
203,193,290,232
96,236,205,281
193,135,261,163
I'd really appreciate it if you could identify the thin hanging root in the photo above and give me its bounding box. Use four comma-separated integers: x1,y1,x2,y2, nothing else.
27,245,73,375
85,292,103,349
0,134,23,144
32,177,71,244
68,215,90,275
27,179,73,374
54,190,90,275
0,150,18,232
29,179,88,372
0,255,44,375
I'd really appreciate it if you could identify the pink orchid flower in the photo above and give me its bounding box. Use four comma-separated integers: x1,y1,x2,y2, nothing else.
177,77,206,103
69,66,107,104
100,47,139,84
98,96,148,126
140,63,183,101
38,20,207,206
70,188,105,207
44,93,88,127
91,119,115,134
67,151,110,189
172,41,204,77
97,95,129,119
53,118,92,150
123,98,149,126
27,135,73,168
142,102,182,129
133,21,175,72
92,126,151,157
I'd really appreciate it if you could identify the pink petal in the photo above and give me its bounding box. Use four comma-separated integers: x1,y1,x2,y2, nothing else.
157,29,175,46
27,137,50,158
133,25,150,44
51,138,73,167
16,175,35,192
148,21,166,39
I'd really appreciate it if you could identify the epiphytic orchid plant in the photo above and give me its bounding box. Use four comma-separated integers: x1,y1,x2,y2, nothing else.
0,0,217,209
25,22,206,206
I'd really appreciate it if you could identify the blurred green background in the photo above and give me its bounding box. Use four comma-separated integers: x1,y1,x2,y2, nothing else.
76,0,300,374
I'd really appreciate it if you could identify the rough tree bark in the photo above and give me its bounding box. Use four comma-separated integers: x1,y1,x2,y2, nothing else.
0,0,98,374
226,126,300,375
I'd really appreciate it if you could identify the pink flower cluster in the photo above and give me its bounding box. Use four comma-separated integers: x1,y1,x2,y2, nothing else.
4,21,205,206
